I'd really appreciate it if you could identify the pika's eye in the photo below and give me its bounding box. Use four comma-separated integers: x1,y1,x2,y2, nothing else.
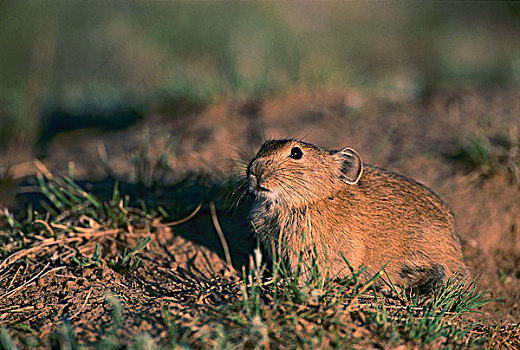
289,147,303,160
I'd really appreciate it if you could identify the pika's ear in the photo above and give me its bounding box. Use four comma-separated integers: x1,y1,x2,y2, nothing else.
336,147,363,184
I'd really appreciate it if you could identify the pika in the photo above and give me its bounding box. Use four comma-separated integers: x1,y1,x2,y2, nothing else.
246,139,467,292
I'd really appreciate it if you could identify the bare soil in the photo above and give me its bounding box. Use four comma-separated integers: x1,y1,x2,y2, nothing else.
1,85,519,347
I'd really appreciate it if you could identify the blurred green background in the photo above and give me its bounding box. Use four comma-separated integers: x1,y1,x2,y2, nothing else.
1,2,520,156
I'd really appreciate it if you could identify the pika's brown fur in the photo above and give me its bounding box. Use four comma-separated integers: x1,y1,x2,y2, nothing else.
246,139,467,292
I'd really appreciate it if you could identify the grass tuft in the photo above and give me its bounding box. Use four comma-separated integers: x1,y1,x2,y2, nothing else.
70,243,101,268
109,236,151,272
459,126,520,183
462,131,500,176
130,130,179,189
34,173,131,230
366,276,495,346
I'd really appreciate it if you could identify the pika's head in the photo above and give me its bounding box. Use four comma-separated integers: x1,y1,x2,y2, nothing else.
247,139,363,207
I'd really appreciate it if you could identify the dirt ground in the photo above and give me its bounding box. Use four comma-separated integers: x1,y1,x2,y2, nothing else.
1,85,519,346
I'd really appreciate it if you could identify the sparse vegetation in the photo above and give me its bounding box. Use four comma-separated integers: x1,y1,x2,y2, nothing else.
129,130,178,189
109,236,151,272
0,169,514,348
459,126,520,183
71,243,101,268
462,131,500,176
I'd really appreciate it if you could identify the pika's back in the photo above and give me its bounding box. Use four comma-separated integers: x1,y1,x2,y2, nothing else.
354,165,454,223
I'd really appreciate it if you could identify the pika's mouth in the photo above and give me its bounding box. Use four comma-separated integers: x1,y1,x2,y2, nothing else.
255,185,270,192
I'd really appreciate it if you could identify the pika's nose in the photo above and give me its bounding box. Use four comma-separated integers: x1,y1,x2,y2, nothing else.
248,159,270,191
248,159,265,179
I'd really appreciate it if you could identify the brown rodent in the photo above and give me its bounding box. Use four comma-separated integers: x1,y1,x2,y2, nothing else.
246,139,467,292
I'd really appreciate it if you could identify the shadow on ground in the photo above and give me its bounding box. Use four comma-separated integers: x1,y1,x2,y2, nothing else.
12,172,257,271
